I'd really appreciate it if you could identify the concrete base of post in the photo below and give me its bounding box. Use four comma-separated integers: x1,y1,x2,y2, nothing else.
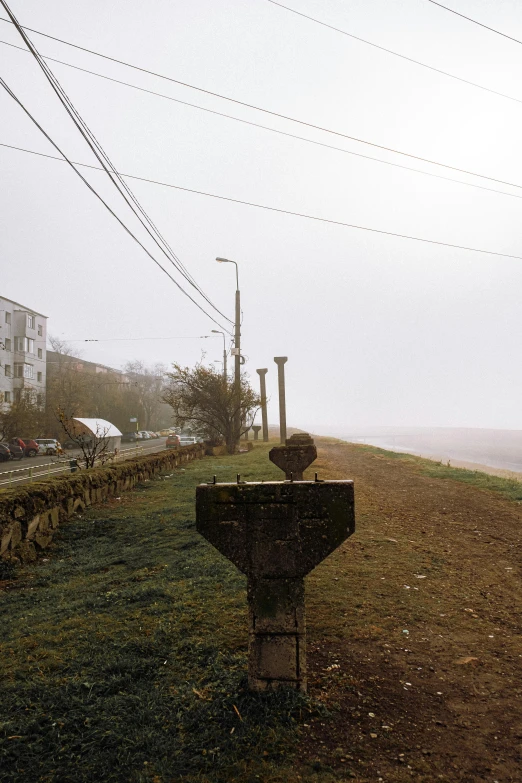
248,577,306,691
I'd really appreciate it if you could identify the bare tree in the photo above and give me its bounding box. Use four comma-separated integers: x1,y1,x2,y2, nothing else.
162,363,260,454
123,361,168,429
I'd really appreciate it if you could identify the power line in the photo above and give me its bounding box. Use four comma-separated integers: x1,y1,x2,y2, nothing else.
264,0,522,105
2,137,521,262
0,76,232,334
1,16,521,191
426,1,522,46
0,2,232,327
4,138,522,206
3,42,522,203
66,335,212,342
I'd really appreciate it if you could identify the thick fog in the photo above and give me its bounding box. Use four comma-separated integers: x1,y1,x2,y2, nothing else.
2,0,522,432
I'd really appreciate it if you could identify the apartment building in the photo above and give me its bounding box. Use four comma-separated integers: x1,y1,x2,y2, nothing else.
0,296,47,406
46,351,129,384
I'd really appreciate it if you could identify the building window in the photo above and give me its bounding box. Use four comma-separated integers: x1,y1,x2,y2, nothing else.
4,391,10,403
5,312,11,324
37,348,42,359
14,337,34,353
38,324,43,336
14,363,34,379
4,364,11,377
14,389,21,403
27,315,35,329
4,338,10,351
37,371,42,382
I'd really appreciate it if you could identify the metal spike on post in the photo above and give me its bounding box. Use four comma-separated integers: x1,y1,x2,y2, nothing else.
256,368,269,442
274,357,288,444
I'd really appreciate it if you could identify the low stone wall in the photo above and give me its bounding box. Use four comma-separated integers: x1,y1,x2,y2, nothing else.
0,444,206,564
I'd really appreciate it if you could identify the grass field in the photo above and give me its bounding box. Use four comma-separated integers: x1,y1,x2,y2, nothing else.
1,440,521,782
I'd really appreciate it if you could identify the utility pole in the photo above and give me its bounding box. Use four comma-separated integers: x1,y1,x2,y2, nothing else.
235,285,241,445
216,257,241,448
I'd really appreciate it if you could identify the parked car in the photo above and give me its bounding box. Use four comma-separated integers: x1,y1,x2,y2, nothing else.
34,438,62,455
147,431,159,439
121,432,139,443
179,436,198,446
23,439,40,457
0,444,11,462
159,429,171,436
5,442,23,460
166,434,181,449
138,431,151,440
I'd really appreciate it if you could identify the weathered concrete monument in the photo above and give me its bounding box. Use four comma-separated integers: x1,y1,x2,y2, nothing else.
274,357,288,443
269,432,317,481
196,438,355,692
256,368,269,442
252,425,262,441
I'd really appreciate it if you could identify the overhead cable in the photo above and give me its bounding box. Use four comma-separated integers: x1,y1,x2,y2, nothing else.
264,0,522,105
2,138,521,262
0,1,232,326
0,16,521,190
0,76,232,334
67,336,212,342
426,1,522,46
3,42,522,203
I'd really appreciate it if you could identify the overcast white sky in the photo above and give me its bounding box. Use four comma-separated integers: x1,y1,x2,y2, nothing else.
1,0,522,432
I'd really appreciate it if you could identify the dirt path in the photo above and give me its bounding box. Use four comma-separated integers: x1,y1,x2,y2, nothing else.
298,441,522,783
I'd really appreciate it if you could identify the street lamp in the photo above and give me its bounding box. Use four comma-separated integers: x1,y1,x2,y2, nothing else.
216,257,241,447
211,329,227,381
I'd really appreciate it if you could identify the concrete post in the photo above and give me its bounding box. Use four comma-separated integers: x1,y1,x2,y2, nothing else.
269,433,317,480
274,357,288,444
252,425,262,441
196,479,355,692
256,368,269,442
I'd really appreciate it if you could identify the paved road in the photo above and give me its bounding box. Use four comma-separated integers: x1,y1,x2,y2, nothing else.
0,438,168,485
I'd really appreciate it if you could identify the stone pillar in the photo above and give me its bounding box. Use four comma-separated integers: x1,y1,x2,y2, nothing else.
274,357,288,444
196,479,355,692
243,427,250,441
256,368,269,442
252,425,262,441
269,433,317,481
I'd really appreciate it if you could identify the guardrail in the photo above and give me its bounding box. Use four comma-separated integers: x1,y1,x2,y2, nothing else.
0,442,169,490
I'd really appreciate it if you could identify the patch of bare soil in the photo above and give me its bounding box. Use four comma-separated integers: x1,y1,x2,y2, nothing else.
298,441,522,783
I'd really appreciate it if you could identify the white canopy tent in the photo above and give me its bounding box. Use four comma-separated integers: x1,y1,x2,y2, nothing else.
73,418,122,452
